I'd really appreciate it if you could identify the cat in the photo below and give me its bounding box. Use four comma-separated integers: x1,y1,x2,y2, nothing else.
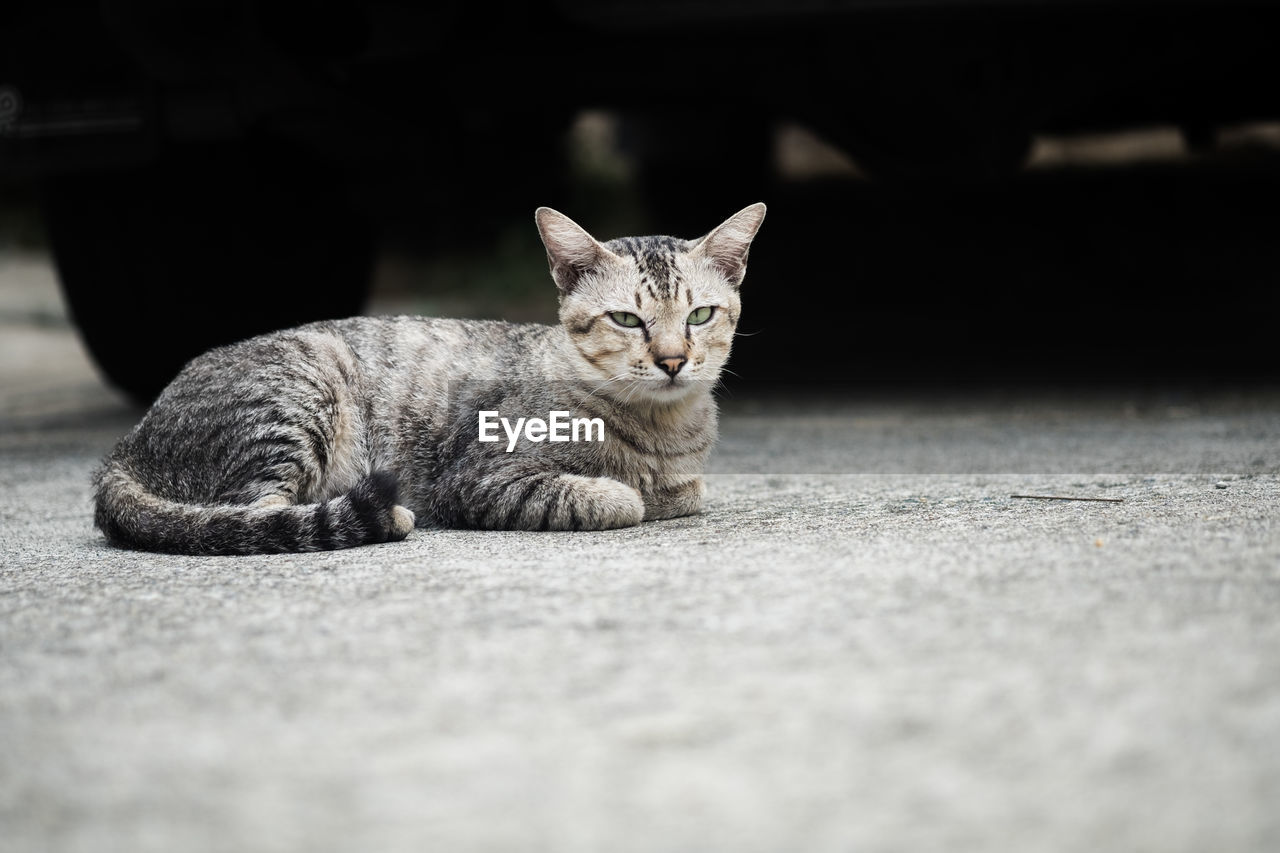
93,203,766,555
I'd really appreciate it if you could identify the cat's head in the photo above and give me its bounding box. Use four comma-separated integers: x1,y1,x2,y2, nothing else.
535,203,766,404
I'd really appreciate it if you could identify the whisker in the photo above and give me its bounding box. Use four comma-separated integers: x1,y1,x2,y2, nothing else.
712,376,736,400
621,378,644,407
581,372,631,402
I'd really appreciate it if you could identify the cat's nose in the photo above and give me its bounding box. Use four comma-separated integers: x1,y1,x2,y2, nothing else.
656,355,687,377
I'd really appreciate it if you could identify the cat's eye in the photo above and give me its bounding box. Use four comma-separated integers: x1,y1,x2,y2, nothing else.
609,311,643,328
687,306,714,325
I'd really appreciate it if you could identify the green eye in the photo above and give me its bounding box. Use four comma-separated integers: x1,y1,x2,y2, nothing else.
687,306,714,325
609,311,643,328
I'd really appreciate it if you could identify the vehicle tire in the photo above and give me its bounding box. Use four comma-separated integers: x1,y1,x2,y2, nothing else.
44,141,374,403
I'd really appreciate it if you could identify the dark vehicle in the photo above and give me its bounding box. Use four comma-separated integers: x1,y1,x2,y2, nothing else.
3,1,1278,399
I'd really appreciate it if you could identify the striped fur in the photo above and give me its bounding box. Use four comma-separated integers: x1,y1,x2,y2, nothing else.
93,204,765,554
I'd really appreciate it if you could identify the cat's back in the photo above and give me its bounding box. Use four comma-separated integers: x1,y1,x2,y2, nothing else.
322,314,555,379
131,313,555,440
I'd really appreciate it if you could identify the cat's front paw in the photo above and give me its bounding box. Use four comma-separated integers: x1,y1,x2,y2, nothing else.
644,477,705,521
548,474,644,531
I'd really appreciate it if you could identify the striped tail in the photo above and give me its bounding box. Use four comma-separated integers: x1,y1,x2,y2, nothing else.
93,466,413,555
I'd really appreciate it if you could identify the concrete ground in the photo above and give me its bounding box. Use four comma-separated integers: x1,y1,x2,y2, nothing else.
1,251,1278,852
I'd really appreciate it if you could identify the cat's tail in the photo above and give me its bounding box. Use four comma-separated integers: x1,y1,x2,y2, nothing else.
93,464,414,555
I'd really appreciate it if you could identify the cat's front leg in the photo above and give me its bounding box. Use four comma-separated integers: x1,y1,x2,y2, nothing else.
643,477,705,522
545,474,645,531
456,469,644,531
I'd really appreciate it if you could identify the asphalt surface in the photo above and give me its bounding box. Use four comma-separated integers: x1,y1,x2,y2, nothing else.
2,252,1278,852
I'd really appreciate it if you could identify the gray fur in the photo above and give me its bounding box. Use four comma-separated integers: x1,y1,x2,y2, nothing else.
94,204,766,554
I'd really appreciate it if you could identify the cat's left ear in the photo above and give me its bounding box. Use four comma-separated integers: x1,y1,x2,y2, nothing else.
535,207,616,295
693,202,767,288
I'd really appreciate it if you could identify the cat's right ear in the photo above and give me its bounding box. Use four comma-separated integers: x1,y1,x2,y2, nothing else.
535,207,613,294
694,202,767,289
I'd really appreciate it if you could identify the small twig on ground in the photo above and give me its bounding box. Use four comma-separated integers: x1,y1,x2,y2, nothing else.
1010,494,1125,503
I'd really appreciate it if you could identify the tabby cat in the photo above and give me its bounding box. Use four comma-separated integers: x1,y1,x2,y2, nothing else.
93,203,766,554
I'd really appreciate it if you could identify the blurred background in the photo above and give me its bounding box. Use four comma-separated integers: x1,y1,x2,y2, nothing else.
2,0,1279,402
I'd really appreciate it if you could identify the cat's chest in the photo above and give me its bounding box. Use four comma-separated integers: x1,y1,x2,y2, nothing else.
590,419,713,494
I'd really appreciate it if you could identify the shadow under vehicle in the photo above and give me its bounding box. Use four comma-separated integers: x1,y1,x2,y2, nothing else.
2,0,1277,400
